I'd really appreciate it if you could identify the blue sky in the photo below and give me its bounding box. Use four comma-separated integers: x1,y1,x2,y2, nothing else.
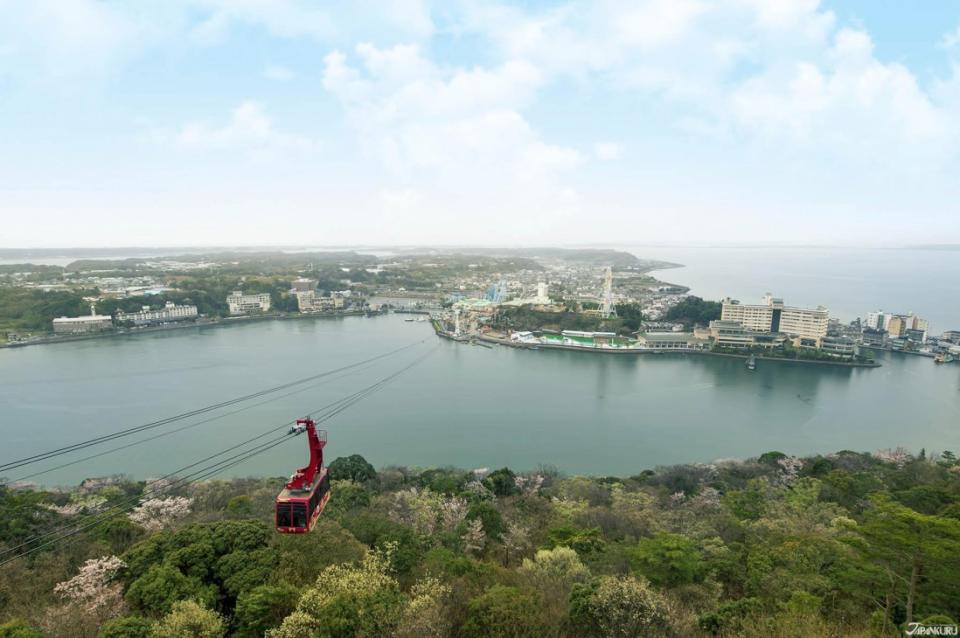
1,0,959,247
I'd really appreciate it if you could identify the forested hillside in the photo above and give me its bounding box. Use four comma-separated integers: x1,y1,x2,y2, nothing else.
1,448,959,637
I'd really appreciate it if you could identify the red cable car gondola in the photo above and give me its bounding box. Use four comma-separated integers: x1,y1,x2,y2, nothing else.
275,418,330,533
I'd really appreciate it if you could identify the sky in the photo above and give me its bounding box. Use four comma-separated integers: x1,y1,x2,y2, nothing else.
1,0,959,248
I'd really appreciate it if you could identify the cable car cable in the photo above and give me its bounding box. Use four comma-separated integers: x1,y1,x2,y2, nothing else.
0,361,419,567
0,385,371,558
0,434,298,569
0,345,436,562
10,353,392,484
0,339,427,473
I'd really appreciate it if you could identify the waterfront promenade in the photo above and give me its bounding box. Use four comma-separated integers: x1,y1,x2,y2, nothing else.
458,329,883,368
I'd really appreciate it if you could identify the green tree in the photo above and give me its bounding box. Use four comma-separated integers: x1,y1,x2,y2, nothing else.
271,519,367,586
519,547,591,633
328,455,378,483
150,600,225,638
225,496,252,517
95,516,146,553
569,575,671,637
697,598,763,635
465,502,504,541
545,525,606,555
853,495,960,627
269,548,405,638
615,303,643,332
125,565,217,616
757,451,787,466
0,620,44,638
664,296,721,327
482,468,519,497
342,513,424,576
234,584,300,638
723,479,770,521
97,616,156,638
629,532,706,587
461,585,543,638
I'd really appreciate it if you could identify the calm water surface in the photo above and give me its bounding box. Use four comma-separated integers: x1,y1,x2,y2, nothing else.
631,245,960,333
2,314,959,485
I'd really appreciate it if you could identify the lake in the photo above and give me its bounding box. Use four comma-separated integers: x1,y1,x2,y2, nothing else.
2,313,958,486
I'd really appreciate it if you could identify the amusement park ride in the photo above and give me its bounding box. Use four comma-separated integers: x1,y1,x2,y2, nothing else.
275,418,331,533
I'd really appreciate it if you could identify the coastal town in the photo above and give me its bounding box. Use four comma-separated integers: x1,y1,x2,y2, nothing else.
433,270,958,367
1,249,957,368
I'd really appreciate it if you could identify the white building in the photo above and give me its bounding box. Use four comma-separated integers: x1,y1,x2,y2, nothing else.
865,310,888,331
227,291,271,315
635,332,705,350
721,294,828,343
294,290,343,313
535,281,549,303
53,303,113,334
116,301,198,326
291,277,317,292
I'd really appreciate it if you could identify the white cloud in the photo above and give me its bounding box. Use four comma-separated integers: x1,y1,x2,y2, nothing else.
187,0,434,45
730,28,954,156
322,43,574,182
593,142,623,161
0,0,152,84
944,25,960,49
263,64,295,81
321,42,583,235
4,0,960,245
0,0,437,83
166,101,315,160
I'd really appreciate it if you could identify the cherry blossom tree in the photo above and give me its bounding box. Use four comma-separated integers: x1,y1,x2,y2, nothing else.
128,496,193,531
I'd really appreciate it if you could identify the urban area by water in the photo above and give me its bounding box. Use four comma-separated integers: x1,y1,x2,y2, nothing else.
1,246,958,484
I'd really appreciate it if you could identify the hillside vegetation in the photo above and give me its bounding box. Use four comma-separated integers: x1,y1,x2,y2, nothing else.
1,448,959,637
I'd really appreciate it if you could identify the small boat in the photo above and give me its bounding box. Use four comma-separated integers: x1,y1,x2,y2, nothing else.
404,317,415,322
746,354,757,370
934,352,955,364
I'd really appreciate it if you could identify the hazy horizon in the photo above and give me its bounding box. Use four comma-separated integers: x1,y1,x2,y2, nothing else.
1,242,959,253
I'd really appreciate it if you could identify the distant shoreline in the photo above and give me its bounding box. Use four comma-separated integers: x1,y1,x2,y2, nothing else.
0,311,371,350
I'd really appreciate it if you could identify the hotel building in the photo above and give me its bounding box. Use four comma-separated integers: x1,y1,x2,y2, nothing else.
721,294,829,344
116,301,198,326
226,291,272,315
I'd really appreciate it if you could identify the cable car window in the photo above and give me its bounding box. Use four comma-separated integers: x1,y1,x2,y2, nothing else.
277,504,292,527
319,473,330,497
292,503,308,528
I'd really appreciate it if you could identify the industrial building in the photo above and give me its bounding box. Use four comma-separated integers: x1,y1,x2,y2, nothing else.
226,291,271,315
52,303,113,334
